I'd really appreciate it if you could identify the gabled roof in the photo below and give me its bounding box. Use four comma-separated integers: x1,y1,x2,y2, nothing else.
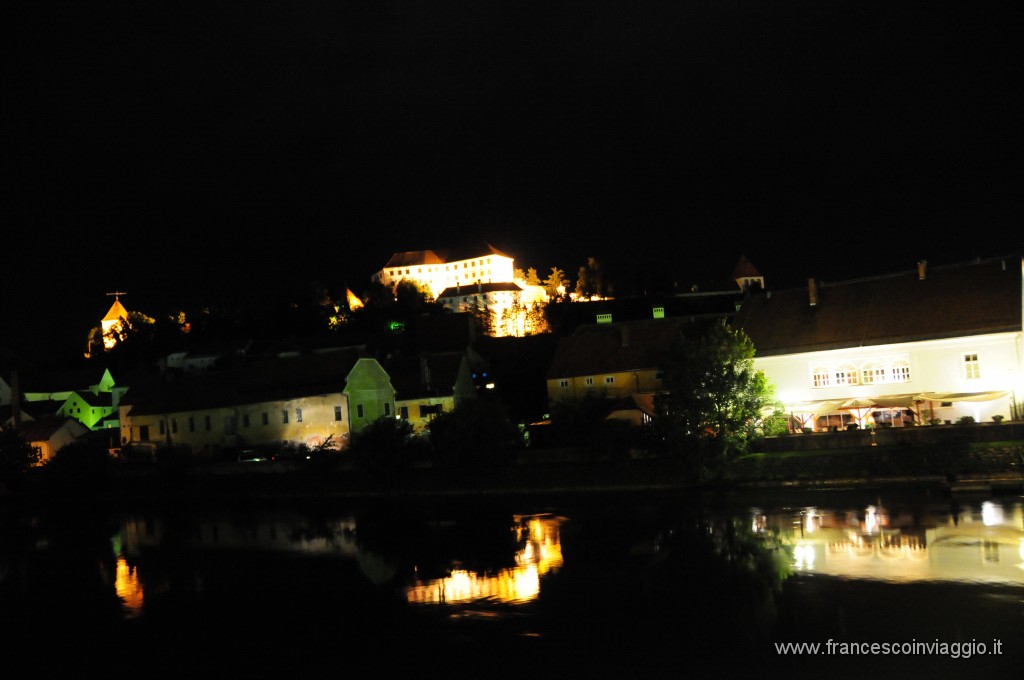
16,415,85,442
546,316,697,379
732,255,1023,356
437,282,524,298
121,349,363,416
102,298,129,322
385,352,467,400
731,254,762,280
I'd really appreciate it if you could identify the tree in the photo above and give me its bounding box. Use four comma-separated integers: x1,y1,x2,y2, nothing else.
525,267,542,286
543,267,569,301
652,320,775,480
427,397,524,468
348,417,427,480
0,426,39,479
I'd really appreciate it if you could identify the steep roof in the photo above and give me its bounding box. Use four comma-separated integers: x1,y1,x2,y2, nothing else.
732,255,1023,356
546,316,699,379
385,352,467,400
731,254,762,280
102,298,129,322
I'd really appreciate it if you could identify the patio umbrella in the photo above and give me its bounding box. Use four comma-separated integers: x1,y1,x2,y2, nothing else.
839,398,876,428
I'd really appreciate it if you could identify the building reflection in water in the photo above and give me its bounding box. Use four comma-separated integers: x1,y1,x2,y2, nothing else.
405,514,564,605
114,557,144,618
757,499,1024,584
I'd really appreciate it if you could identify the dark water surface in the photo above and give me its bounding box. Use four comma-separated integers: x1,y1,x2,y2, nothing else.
2,488,1022,678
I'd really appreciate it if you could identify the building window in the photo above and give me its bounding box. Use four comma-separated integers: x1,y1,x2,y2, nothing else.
188,417,195,432
604,376,615,385
861,364,886,385
282,410,289,424
384,403,391,417
585,377,594,386
204,415,211,431
891,360,911,383
357,404,364,419
834,365,859,386
243,414,250,428
400,406,409,420
964,353,980,379
261,412,269,426
811,367,830,388
159,420,165,435
139,425,149,441
171,419,178,434
558,379,569,388
295,408,303,423
334,405,343,421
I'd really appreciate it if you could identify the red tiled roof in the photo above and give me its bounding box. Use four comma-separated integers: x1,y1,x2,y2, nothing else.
732,255,1022,356
546,316,696,379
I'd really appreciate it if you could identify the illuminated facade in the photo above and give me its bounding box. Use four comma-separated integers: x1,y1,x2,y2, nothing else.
371,244,516,300
118,351,391,452
436,281,549,337
386,352,477,432
545,316,693,407
733,255,1024,429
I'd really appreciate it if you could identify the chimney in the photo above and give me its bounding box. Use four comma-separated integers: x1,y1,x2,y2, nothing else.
918,260,927,280
808,278,818,307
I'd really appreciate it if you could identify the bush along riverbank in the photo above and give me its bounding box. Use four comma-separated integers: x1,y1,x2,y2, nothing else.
728,440,1024,491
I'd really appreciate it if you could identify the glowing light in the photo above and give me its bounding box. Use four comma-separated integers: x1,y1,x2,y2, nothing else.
864,506,878,534
346,289,364,310
982,501,1004,527
115,557,144,618
794,543,816,569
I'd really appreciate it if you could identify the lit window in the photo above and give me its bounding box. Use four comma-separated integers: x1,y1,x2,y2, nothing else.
295,408,302,423
811,367,830,388
891,360,911,383
861,364,886,384
964,353,980,379
834,365,859,386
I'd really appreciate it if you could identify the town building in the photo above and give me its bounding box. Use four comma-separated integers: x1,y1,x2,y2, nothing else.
731,255,1023,430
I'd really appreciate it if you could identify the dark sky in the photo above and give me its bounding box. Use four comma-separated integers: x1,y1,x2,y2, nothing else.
4,1,1023,356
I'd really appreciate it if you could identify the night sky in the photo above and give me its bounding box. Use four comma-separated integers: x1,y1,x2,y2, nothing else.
5,1,1022,359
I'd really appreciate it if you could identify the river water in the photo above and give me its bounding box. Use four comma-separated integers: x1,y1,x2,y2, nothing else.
2,488,1022,678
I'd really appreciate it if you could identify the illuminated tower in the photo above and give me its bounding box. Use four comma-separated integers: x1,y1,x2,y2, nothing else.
101,292,129,349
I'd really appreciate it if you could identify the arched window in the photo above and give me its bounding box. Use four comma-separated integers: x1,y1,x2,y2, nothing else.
811,366,830,388
861,362,886,385
890,359,911,383
834,364,859,386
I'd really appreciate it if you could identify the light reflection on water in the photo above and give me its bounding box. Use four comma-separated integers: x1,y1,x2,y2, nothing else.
754,498,1024,584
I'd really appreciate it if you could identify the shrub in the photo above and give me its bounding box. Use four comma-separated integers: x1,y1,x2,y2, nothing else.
956,415,976,426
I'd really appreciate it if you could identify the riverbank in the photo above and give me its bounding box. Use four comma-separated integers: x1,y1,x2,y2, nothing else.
4,438,1023,507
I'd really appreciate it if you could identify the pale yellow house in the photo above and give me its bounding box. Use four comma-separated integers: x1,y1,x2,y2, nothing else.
118,351,382,455
386,352,477,432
